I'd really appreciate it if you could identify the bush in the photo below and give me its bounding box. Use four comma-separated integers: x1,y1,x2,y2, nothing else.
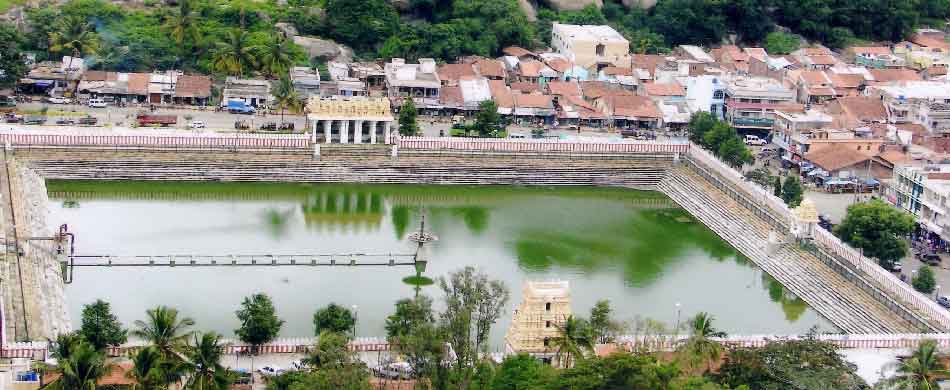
913,266,937,294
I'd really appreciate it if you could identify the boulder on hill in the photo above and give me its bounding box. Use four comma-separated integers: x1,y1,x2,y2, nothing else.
542,0,602,11
275,22,298,38
292,36,353,63
622,0,656,8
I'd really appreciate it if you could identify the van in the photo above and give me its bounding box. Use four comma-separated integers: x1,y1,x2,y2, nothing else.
509,133,527,139
88,99,107,108
744,135,766,146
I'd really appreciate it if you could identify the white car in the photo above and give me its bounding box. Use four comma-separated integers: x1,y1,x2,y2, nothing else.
189,121,205,129
744,135,767,146
88,99,107,108
45,96,70,104
257,366,284,376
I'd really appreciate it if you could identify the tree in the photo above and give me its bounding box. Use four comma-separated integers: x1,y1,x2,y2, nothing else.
780,176,803,207
913,266,937,294
717,136,753,168
688,112,717,145
492,353,555,390
132,306,194,385
184,332,233,390
763,31,800,55
78,299,128,351
834,199,915,269
0,23,26,87
550,316,595,368
474,100,503,137
882,339,948,390
398,98,419,136
555,353,679,390
677,312,726,374
257,32,297,78
44,340,112,390
211,29,256,76
167,0,200,59
304,331,359,369
717,330,864,389
313,303,355,335
773,176,782,198
589,300,614,344
235,293,285,354
126,347,165,390
439,266,510,375
744,167,773,189
48,14,99,96
271,78,304,127
385,295,434,339
325,0,399,52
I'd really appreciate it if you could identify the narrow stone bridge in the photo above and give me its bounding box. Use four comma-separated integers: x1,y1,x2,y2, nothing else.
0,129,947,346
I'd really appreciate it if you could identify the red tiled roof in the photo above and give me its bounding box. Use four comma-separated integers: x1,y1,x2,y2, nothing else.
437,63,476,82
580,81,633,100
927,66,948,76
809,54,837,65
870,69,922,83
440,86,463,106
518,60,543,77
828,73,864,89
631,54,666,77
744,47,768,61
175,74,211,98
475,58,506,78
510,82,540,93
850,46,892,56
808,86,836,96
610,95,661,118
488,79,514,108
127,73,150,96
802,47,832,56
601,66,633,76
82,71,118,81
514,92,554,109
643,82,685,97
806,147,870,172
503,46,535,57
721,45,749,62
546,80,581,97
910,34,950,51
545,58,571,73
801,70,831,86
830,96,887,127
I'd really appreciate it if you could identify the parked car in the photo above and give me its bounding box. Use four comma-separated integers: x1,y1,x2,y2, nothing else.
744,135,766,146
257,366,283,376
890,261,902,273
917,251,942,266
88,99,107,108
939,296,950,309
45,96,71,104
77,116,98,126
23,115,46,125
4,113,21,123
372,362,414,380
226,100,255,114
189,120,205,129
234,120,250,130
817,215,834,231
259,122,277,131
279,122,294,131
55,118,75,125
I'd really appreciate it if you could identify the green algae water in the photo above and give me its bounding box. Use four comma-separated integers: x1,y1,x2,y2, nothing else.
47,181,834,345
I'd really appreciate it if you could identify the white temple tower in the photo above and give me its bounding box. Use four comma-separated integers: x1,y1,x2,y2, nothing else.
504,280,572,362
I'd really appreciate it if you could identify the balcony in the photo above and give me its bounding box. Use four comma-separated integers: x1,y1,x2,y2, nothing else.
731,117,775,128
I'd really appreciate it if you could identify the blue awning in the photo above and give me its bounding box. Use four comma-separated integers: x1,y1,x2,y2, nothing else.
34,80,54,87
865,178,880,186
227,100,247,109
825,179,854,185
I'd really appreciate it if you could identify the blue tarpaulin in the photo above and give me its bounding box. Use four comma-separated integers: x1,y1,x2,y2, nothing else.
227,100,247,109
865,178,880,186
825,179,854,185
34,80,53,87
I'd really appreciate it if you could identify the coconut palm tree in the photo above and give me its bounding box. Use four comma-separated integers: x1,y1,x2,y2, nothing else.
256,32,296,79
184,332,232,390
48,15,98,96
126,347,164,390
676,312,727,374
883,339,949,390
549,316,595,368
168,0,200,50
211,29,256,76
132,306,195,385
272,77,304,126
45,340,112,390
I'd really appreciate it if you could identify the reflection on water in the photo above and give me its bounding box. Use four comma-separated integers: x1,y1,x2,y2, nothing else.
47,181,835,341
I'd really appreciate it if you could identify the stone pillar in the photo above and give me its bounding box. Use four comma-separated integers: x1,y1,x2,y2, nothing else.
323,120,332,144
369,121,378,144
311,120,318,144
384,121,392,144
341,120,349,144
354,120,364,144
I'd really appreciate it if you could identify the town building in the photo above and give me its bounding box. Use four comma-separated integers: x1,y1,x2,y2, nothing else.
306,96,394,144
76,71,150,103
221,77,272,107
772,109,834,161
173,74,212,106
551,23,632,71
722,76,798,133
870,81,950,133
676,45,715,63
504,280,572,365
349,62,386,91
290,66,321,97
385,58,441,114
20,57,85,96
324,62,368,98
684,75,726,120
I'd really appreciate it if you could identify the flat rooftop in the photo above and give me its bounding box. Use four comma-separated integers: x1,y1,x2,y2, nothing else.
553,23,627,43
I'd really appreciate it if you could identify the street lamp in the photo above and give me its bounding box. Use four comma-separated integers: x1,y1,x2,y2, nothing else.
351,304,359,339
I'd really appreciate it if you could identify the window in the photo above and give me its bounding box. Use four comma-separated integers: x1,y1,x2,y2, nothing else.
545,302,551,311
546,321,552,328
596,44,606,56
857,145,861,150
543,337,550,347
713,91,724,99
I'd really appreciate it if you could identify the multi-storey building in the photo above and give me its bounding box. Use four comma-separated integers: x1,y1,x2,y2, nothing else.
722,76,798,132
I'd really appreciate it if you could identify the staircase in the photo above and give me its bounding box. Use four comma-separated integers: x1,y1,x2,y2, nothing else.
660,165,917,333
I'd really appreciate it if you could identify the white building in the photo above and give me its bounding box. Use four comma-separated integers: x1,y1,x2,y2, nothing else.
551,23,631,71
869,82,950,133
385,58,441,113
306,96,395,144
505,280,572,365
